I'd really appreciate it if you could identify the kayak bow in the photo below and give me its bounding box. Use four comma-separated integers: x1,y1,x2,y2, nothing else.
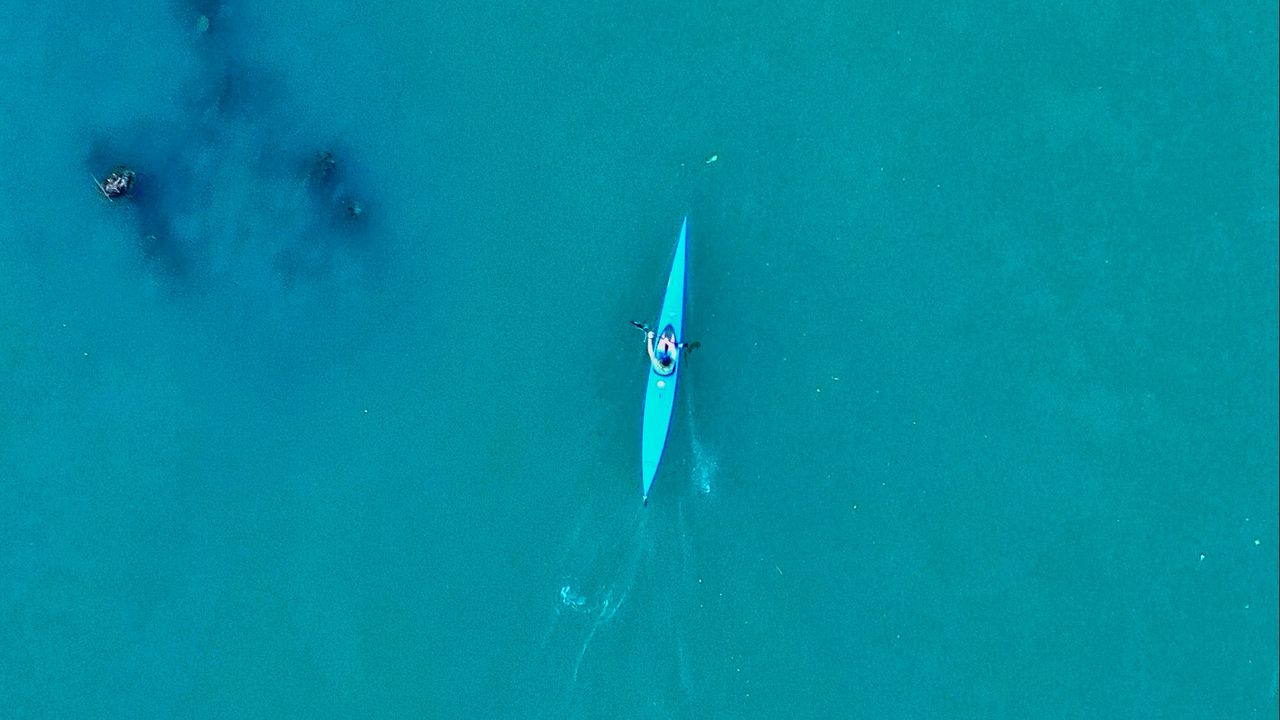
641,217,688,504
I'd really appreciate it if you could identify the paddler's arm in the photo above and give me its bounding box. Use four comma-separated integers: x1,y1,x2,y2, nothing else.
645,331,658,366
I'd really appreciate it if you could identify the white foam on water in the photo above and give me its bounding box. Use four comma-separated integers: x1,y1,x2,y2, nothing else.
508,490,651,719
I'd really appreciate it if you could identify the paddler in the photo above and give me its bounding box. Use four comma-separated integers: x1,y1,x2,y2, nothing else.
646,329,679,376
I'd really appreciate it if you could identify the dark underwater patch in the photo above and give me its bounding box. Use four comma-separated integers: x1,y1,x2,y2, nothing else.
184,61,284,122
89,3,387,299
86,126,201,278
301,147,375,234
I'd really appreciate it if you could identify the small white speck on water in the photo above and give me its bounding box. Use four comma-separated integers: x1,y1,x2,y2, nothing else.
1199,553,1206,561
1254,539,1261,546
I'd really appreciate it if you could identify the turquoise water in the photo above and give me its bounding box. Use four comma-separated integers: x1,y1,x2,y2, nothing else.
1,1,1276,717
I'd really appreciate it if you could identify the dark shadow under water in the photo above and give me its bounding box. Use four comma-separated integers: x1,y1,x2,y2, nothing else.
84,2,382,302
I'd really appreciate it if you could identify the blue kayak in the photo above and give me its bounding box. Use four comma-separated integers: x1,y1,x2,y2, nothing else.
641,217,688,504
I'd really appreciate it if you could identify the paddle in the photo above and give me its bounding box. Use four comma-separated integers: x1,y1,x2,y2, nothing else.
630,321,699,356
91,174,111,199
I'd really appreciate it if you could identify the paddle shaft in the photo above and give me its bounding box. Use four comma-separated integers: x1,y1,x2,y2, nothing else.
632,321,696,352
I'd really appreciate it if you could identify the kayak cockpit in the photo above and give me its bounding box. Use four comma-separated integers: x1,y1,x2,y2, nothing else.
651,325,679,376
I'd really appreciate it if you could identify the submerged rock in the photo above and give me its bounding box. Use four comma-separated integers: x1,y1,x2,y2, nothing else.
98,166,135,199
307,150,369,224
309,151,337,186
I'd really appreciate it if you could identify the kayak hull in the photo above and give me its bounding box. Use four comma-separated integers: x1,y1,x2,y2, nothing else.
641,218,688,502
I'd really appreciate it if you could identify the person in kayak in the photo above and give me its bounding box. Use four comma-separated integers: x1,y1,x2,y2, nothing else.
646,329,678,375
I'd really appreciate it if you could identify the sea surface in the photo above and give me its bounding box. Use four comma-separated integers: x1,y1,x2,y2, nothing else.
1,2,1276,718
